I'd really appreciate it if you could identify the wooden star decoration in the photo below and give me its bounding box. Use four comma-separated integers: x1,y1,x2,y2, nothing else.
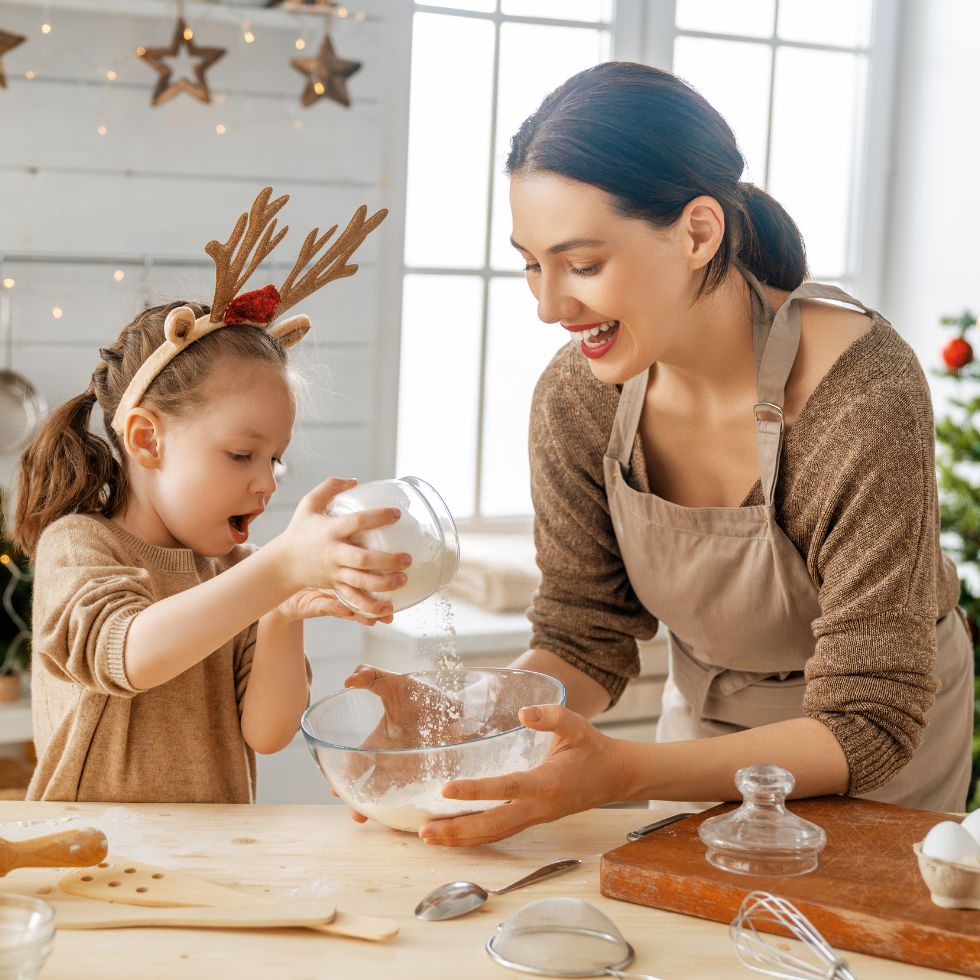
291,33,361,109
137,17,225,107
0,29,26,90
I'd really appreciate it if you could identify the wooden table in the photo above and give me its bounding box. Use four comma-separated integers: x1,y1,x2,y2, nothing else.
0,801,960,979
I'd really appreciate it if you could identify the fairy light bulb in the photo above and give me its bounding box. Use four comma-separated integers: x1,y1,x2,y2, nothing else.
355,11,367,22
135,46,145,57
337,7,349,17
242,21,255,44
106,69,117,81
52,307,63,319
183,26,194,41
97,124,108,136
295,37,306,50
313,81,325,96
0,554,9,566
24,70,36,80
112,270,125,283
1,279,14,289
215,123,227,135
41,22,52,35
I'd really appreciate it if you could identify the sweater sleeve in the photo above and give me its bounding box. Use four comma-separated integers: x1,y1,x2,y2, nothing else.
32,517,149,697
527,348,659,706
802,373,942,795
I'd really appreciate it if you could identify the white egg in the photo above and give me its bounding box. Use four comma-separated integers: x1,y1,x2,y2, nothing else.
922,820,980,863
960,809,980,847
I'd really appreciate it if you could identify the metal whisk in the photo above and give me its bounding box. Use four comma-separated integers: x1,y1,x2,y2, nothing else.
730,891,857,980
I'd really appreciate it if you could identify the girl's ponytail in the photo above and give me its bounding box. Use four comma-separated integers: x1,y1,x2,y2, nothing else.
13,381,126,558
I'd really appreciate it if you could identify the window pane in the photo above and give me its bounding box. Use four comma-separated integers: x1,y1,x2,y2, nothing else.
500,0,612,21
768,48,867,278
403,14,495,268
672,37,772,183
675,0,775,38
397,275,483,519
777,0,873,48
490,23,610,270
419,0,496,12
481,278,567,517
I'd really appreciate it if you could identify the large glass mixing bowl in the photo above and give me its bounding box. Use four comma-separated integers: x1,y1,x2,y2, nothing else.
302,668,566,832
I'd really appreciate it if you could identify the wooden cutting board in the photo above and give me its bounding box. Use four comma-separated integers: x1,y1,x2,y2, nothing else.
600,797,980,978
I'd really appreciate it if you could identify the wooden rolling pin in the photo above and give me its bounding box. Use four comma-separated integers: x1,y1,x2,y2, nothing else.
0,828,107,875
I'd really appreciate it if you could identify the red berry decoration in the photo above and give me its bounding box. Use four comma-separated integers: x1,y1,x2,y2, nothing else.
942,336,973,371
223,284,281,325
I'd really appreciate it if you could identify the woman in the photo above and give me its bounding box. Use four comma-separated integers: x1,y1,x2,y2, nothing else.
351,62,974,846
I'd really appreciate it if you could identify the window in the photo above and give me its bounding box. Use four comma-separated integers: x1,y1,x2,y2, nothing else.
396,2,613,525
396,0,897,526
662,0,896,295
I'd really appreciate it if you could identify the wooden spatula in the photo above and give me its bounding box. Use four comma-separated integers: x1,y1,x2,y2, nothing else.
55,898,337,931
0,828,107,875
59,858,398,941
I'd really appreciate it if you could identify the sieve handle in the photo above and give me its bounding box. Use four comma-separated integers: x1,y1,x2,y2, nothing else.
488,858,582,895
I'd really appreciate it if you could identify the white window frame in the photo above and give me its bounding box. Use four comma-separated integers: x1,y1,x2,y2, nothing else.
389,0,901,531
637,0,902,305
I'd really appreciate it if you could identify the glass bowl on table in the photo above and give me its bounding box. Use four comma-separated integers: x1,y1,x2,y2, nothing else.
301,668,566,832
0,894,54,979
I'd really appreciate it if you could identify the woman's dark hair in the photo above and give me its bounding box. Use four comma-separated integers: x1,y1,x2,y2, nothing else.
14,302,287,558
506,62,807,293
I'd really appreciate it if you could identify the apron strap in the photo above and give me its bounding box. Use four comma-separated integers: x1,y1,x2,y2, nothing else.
607,370,648,469
742,271,872,506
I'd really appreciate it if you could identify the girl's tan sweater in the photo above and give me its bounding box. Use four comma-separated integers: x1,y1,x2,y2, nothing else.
28,514,263,803
526,315,962,796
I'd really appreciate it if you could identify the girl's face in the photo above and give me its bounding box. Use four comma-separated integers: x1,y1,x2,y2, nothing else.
509,172,703,385
147,360,295,556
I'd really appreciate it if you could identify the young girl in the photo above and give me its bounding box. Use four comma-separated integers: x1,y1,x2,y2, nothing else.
13,189,407,804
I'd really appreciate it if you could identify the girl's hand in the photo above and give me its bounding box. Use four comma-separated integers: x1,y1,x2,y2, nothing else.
273,588,394,626
276,477,411,619
416,704,642,847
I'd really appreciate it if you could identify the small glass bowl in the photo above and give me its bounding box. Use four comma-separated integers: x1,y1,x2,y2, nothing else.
328,476,459,617
0,894,55,980
302,668,565,832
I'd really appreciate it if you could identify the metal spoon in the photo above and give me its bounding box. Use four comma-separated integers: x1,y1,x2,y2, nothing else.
415,858,582,921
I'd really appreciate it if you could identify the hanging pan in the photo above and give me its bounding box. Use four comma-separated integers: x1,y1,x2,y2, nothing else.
0,286,46,455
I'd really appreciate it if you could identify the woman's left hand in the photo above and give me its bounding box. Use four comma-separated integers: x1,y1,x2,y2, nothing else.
274,588,393,626
417,704,644,847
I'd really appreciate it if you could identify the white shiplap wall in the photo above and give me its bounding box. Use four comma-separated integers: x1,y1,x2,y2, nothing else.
0,0,412,802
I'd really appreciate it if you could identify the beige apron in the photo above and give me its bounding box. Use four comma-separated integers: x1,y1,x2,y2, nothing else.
603,273,974,812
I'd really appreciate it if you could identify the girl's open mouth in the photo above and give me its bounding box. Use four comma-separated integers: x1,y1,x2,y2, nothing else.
228,513,256,544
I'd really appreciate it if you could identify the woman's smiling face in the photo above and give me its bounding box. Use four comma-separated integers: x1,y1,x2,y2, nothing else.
510,171,701,385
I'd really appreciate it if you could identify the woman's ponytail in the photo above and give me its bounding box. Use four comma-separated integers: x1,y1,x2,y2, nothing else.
735,182,808,291
13,383,126,558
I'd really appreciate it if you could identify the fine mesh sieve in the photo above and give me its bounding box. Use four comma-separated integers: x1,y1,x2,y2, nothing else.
485,898,663,979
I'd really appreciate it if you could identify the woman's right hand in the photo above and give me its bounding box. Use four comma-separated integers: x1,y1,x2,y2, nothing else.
275,478,411,618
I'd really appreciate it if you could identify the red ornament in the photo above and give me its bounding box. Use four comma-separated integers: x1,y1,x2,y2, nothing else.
223,284,281,325
942,337,973,371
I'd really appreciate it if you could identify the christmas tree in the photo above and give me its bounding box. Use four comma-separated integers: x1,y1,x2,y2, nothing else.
935,310,980,810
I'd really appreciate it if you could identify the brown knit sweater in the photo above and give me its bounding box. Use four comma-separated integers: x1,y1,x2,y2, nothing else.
28,514,261,803
527,314,961,796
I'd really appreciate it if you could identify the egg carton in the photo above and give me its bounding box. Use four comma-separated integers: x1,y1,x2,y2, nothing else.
913,841,980,910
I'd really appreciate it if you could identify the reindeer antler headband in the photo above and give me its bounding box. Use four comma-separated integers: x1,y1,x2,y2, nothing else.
111,186,387,435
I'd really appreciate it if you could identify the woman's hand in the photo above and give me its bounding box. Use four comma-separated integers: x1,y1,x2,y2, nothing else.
273,588,393,626
273,477,411,619
417,704,646,847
